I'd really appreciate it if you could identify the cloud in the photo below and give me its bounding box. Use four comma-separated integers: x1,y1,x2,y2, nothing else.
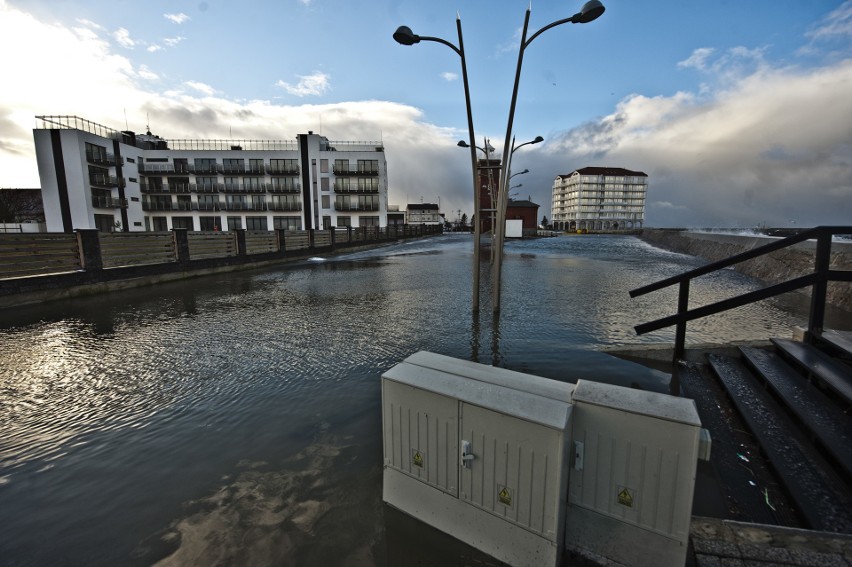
677,48,715,70
806,1,852,41
276,72,331,97
147,45,163,53
441,72,458,82
543,54,852,227
163,36,186,47
137,64,159,81
184,81,216,96
164,13,190,24
112,27,136,49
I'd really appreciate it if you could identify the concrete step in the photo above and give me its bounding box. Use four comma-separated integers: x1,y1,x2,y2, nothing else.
740,345,852,482
770,337,852,407
676,361,798,526
818,329,852,360
707,353,852,533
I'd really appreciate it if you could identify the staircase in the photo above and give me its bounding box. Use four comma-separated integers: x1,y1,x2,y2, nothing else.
683,330,852,533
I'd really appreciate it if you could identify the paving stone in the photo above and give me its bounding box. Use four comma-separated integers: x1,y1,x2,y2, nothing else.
692,538,741,558
719,557,746,567
785,549,848,567
737,543,792,563
694,554,723,567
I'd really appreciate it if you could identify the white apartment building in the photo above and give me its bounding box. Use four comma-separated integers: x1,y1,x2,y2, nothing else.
405,203,443,226
551,166,647,231
33,115,389,233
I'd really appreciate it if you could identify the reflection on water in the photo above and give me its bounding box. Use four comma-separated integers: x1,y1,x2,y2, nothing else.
0,234,842,566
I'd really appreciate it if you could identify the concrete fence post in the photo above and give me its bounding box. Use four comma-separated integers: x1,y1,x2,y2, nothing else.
235,229,247,257
172,228,190,263
276,229,287,255
75,229,103,272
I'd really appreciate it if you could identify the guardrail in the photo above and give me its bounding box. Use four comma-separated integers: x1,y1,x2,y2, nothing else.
630,226,852,360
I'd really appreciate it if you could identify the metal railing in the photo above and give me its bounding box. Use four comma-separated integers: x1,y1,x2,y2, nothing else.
630,226,852,360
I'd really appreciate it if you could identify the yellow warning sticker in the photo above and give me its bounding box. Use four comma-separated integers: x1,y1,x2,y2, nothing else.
617,487,634,508
498,486,513,507
412,450,424,468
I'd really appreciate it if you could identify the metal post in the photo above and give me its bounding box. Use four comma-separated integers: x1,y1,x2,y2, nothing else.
674,279,690,361
808,229,831,340
493,8,532,313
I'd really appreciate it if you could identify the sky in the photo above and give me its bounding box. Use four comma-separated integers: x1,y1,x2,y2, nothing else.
0,0,850,228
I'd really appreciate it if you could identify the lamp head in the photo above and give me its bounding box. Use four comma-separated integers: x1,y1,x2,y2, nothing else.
572,0,605,24
519,169,529,175
393,26,420,45
532,136,544,144
457,140,470,148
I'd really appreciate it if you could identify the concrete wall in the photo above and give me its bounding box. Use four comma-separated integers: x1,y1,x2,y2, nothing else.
637,230,852,313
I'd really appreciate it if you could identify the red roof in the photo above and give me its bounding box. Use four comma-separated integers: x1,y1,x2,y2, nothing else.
557,166,647,179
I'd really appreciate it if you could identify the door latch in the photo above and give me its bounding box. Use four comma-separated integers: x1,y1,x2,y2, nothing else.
461,440,476,469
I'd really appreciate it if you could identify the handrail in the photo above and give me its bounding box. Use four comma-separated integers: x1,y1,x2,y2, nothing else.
630,226,852,360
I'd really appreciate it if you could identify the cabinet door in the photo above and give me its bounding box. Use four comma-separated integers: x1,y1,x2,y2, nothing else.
383,380,458,496
459,403,563,540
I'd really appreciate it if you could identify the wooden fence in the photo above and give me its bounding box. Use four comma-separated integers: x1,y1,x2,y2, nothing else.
0,225,441,282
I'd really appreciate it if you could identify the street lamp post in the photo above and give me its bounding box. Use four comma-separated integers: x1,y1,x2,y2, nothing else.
458,138,498,261
393,16,484,311
492,1,605,313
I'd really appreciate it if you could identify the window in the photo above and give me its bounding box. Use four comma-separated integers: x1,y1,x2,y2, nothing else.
321,177,329,192
249,158,264,173
176,195,192,210
321,195,330,209
357,178,379,192
85,142,108,163
360,216,380,227
322,216,331,230
127,157,135,164
129,177,138,183
198,194,219,210
223,158,244,173
227,216,242,230
224,177,240,192
269,195,300,210
320,159,329,173
199,216,220,231
269,159,298,174
337,216,351,227
194,158,217,173
334,178,350,192
334,159,349,173
357,159,378,174
246,216,268,231
172,217,194,230
244,177,262,191
271,177,298,192
94,214,115,232
273,216,301,230
152,216,168,231
173,158,188,173
196,176,217,191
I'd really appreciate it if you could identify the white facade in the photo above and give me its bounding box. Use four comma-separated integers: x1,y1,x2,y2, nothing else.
33,115,389,233
405,203,442,225
551,167,647,231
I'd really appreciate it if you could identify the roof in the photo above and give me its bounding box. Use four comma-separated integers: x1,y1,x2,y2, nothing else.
557,166,648,179
407,203,439,211
507,199,539,208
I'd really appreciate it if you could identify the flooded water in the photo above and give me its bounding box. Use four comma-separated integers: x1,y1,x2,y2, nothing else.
0,234,845,566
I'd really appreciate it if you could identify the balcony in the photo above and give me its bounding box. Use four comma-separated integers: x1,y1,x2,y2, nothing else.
142,202,195,211
334,183,379,194
334,202,380,212
267,183,300,194
90,173,121,188
222,183,266,194
92,196,128,209
191,183,223,193
138,162,176,174
85,152,117,166
332,165,379,176
187,164,223,174
223,202,267,211
197,202,221,211
268,202,302,211
266,164,299,175
140,183,193,194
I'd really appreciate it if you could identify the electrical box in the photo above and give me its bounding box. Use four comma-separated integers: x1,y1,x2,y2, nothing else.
382,351,574,567
566,379,702,567
382,355,705,567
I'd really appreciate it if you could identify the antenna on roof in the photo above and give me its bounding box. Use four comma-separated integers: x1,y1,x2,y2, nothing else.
124,108,128,131
146,112,151,135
